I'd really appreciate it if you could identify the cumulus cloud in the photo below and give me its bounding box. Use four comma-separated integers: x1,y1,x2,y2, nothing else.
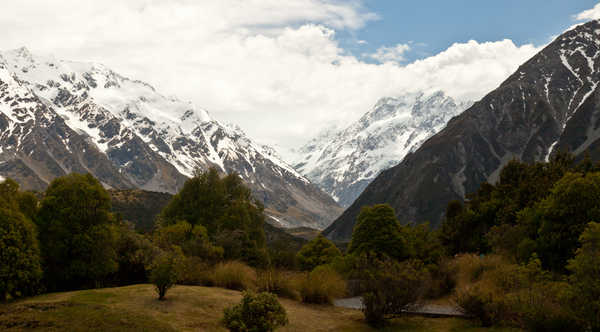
575,2,600,21
366,44,411,63
0,0,541,153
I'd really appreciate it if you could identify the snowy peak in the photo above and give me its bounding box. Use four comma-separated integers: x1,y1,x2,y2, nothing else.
0,48,341,229
294,90,471,207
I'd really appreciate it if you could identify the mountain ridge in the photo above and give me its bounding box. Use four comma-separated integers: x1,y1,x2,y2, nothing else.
0,48,342,229
293,91,471,207
324,19,600,241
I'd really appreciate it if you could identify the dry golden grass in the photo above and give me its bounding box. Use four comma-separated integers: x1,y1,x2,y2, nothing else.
0,284,521,332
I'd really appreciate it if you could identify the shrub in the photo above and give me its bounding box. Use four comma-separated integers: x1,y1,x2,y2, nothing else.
357,256,427,327
178,256,211,285
567,221,600,331
296,235,341,271
150,249,183,300
257,269,300,300
222,291,288,332
212,261,257,291
506,282,581,332
455,286,497,327
300,265,346,304
450,254,506,289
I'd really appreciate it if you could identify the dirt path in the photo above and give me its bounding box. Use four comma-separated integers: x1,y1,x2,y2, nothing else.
334,297,467,317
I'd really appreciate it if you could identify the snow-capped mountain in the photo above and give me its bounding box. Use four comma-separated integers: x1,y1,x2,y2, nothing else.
325,20,600,241
293,91,471,207
0,47,342,229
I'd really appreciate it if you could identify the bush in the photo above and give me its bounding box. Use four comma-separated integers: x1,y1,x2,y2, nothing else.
455,286,498,327
296,235,341,271
357,256,427,327
222,291,288,332
300,265,346,304
257,269,300,300
506,283,580,332
150,249,184,300
212,261,257,291
567,221,600,331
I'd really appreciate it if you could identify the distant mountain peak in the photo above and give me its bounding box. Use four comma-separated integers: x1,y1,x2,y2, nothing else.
293,90,471,207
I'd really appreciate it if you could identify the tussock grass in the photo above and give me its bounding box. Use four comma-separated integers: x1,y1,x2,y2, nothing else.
210,261,257,291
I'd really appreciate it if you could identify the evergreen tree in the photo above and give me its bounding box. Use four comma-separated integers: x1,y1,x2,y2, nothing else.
0,179,43,301
348,204,409,260
158,168,267,266
36,173,118,290
296,235,341,271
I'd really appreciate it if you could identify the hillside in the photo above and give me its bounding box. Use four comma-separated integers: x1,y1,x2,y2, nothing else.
324,20,600,241
0,284,519,332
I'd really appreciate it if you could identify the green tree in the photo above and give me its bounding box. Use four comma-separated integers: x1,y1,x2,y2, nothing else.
150,248,184,300
567,222,600,331
36,173,118,290
0,179,43,301
154,221,223,262
348,204,409,260
528,172,600,271
296,235,341,271
158,168,266,266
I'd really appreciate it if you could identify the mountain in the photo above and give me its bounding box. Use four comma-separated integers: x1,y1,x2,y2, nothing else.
0,48,342,229
293,91,471,207
324,20,600,241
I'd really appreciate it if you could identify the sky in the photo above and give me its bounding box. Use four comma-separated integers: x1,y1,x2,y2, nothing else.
1,0,599,155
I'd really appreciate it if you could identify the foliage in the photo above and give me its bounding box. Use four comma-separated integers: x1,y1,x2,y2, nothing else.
299,265,346,304
158,168,266,266
296,235,341,271
154,221,223,262
211,261,257,291
36,173,118,291
112,223,160,285
150,248,184,300
567,222,600,331
348,204,410,260
355,254,427,327
257,269,300,300
528,172,600,271
222,291,288,332
0,179,43,301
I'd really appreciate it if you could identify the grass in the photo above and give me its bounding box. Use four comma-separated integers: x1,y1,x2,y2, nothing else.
0,284,521,331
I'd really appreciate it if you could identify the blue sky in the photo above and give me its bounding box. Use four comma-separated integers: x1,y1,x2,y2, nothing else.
344,0,599,63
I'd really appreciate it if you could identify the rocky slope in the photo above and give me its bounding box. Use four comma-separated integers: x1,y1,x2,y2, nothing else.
294,92,470,207
324,20,600,241
0,48,341,229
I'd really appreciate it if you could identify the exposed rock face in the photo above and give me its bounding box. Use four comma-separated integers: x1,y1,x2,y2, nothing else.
0,48,341,229
294,91,470,207
324,20,600,241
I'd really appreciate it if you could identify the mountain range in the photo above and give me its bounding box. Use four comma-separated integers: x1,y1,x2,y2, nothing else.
0,47,342,229
324,20,600,241
293,91,471,207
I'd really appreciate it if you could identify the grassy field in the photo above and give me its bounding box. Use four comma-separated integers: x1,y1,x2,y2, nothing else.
0,284,520,332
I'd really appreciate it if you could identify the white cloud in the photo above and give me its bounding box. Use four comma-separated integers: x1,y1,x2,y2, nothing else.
0,0,541,153
575,2,600,21
367,44,411,63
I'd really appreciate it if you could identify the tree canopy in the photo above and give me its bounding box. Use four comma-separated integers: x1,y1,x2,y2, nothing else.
36,173,118,290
